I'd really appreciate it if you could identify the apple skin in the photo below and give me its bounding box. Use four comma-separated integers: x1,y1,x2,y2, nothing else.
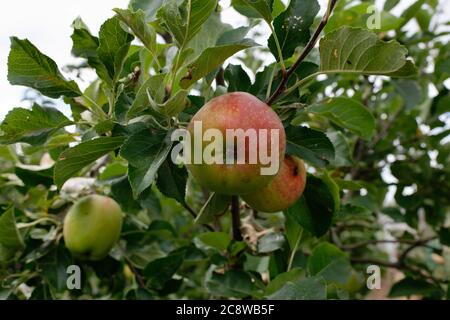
242,155,306,212
186,92,286,195
63,195,123,261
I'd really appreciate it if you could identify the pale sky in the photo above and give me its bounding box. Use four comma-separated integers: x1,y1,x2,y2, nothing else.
0,0,448,119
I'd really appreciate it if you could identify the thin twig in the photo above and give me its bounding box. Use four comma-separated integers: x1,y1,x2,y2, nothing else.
231,196,242,241
266,0,338,105
124,256,146,289
339,237,437,251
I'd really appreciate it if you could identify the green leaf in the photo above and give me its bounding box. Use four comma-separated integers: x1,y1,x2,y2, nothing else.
268,0,319,60
54,136,125,189
324,3,404,34
396,0,426,30
264,268,304,296
308,97,376,139
285,126,335,167
207,270,254,298
195,232,231,251
307,242,352,285
439,228,450,246
195,193,231,225
97,16,134,84
154,89,189,117
114,9,158,58
7,37,81,98
384,0,400,11
285,175,337,237
319,27,417,78
120,130,172,197
156,159,188,205
126,73,166,120
266,276,327,300
224,64,251,92
129,0,164,21
143,251,184,289
71,17,99,58
15,165,54,188
327,131,352,167
389,277,440,298
0,207,25,263
258,233,285,253
232,0,273,23
0,104,72,145
157,0,217,46
180,39,257,89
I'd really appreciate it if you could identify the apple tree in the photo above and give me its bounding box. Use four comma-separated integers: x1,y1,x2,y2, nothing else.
0,0,449,300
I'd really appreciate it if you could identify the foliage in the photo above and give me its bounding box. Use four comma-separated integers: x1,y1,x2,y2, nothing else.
0,0,449,300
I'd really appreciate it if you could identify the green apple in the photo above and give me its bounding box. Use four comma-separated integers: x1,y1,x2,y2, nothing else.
242,155,307,212
63,195,123,261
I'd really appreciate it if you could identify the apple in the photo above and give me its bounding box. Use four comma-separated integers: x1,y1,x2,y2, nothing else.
63,195,123,261
242,155,306,212
186,92,286,195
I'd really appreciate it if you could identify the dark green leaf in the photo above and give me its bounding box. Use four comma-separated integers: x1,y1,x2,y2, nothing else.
268,0,319,60
224,64,251,92
54,136,125,189
266,276,326,300
143,251,184,289
156,159,188,205
180,39,257,89
285,175,337,237
120,130,172,197
207,270,254,298
307,242,352,285
232,0,273,23
195,193,231,224
97,16,134,84
389,277,440,298
285,126,335,167
0,104,72,145
8,37,81,98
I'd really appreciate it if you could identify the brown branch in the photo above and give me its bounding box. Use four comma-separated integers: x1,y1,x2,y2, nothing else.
231,196,242,241
266,0,338,105
349,236,447,285
124,256,146,289
339,237,437,251
215,67,225,87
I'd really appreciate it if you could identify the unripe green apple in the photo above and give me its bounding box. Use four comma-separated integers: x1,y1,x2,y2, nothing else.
186,92,286,195
242,155,306,212
63,195,123,261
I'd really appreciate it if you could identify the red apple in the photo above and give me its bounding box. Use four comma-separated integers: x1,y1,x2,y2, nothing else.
242,155,307,212
186,92,286,195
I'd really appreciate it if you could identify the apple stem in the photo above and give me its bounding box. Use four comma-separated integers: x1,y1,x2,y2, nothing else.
231,196,242,241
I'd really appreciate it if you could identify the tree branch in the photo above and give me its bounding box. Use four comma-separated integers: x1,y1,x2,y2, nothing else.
266,0,338,105
339,237,437,251
231,196,242,241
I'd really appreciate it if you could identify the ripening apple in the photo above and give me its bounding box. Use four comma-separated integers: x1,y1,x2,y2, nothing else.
63,195,123,261
186,92,286,195
242,155,306,212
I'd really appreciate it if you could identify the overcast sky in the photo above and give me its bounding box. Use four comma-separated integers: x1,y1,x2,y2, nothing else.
0,0,448,119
